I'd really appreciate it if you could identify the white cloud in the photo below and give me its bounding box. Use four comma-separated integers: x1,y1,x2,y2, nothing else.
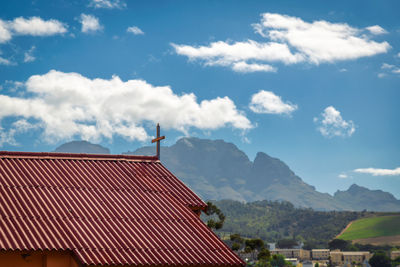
172,40,303,73
0,128,17,147
249,90,297,115
11,17,67,36
397,52,400,58
338,173,348,179
339,68,347,72
380,63,400,75
0,70,252,145
80,14,103,33
0,119,38,146
381,63,395,69
88,0,126,9
366,25,388,35
0,56,14,65
127,26,144,35
232,61,276,73
0,20,12,43
354,167,400,176
392,68,400,74
314,106,355,138
3,81,24,92
0,17,67,43
254,13,390,64
173,13,390,72
24,46,36,63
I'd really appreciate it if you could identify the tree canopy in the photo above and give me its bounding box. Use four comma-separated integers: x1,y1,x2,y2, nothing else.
369,251,391,267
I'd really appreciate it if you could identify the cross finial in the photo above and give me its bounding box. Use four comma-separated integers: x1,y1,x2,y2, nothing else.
151,123,165,159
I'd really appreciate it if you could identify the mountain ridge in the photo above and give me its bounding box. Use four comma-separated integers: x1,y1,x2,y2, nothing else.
54,137,400,211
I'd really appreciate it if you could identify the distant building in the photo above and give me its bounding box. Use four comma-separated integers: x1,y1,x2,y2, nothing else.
267,243,276,250
330,251,371,266
302,261,327,267
392,250,400,260
294,241,304,249
285,258,299,265
271,248,310,260
302,261,313,267
312,249,330,260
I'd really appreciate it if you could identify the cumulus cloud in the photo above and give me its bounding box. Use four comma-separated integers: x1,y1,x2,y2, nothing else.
253,13,390,64
0,20,12,43
24,46,36,63
366,25,388,35
0,119,38,146
10,17,67,36
249,90,297,115
127,26,144,35
80,14,103,33
172,40,303,73
354,167,400,176
232,61,276,73
173,13,390,72
0,17,67,43
380,63,400,75
0,70,252,145
381,63,395,69
88,0,126,9
314,106,355,138
0,56,14,65
338,173,348,179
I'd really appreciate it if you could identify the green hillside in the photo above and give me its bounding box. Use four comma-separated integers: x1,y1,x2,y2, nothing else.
338,215,400,240
207,199,373,248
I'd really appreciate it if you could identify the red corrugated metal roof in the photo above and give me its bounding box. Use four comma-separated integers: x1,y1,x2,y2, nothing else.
0,151,245,266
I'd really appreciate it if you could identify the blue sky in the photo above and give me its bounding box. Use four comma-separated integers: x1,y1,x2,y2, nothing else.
1,0,399,198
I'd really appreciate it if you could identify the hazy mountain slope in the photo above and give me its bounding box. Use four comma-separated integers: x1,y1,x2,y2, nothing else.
53,137,400,211
334,184,400,212
127,138,254,202
126,137,347,210
54,140,110,154
126,137,400,211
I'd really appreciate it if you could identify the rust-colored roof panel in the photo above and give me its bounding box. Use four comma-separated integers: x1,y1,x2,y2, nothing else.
0,151,244,266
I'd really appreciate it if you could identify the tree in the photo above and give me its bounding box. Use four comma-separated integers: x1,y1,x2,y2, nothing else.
245,238,264,251
245,238,265,259
392,256,400,267
230,233,244,251
255,258,272,267
369,251,391,267
231,243,241,251
230,233,244,244
328,239,349,250
270,254,286,267
205,201,225,230
314,263,319,267
257,248,271,261
277,239,298,249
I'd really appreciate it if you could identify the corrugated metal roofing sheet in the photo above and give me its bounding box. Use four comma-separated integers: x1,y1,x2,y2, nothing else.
0,151,244,266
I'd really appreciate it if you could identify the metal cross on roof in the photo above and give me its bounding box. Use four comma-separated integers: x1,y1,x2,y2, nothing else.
151,123,165,159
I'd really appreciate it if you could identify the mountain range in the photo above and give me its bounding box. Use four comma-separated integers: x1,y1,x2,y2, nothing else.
54,138,400,211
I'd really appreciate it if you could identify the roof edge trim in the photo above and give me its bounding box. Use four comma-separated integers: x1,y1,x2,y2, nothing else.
0,151,159,162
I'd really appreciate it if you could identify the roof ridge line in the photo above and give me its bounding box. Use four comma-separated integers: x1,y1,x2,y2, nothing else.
0,151,159,162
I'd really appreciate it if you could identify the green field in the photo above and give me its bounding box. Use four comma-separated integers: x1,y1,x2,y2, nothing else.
338,215,400,240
